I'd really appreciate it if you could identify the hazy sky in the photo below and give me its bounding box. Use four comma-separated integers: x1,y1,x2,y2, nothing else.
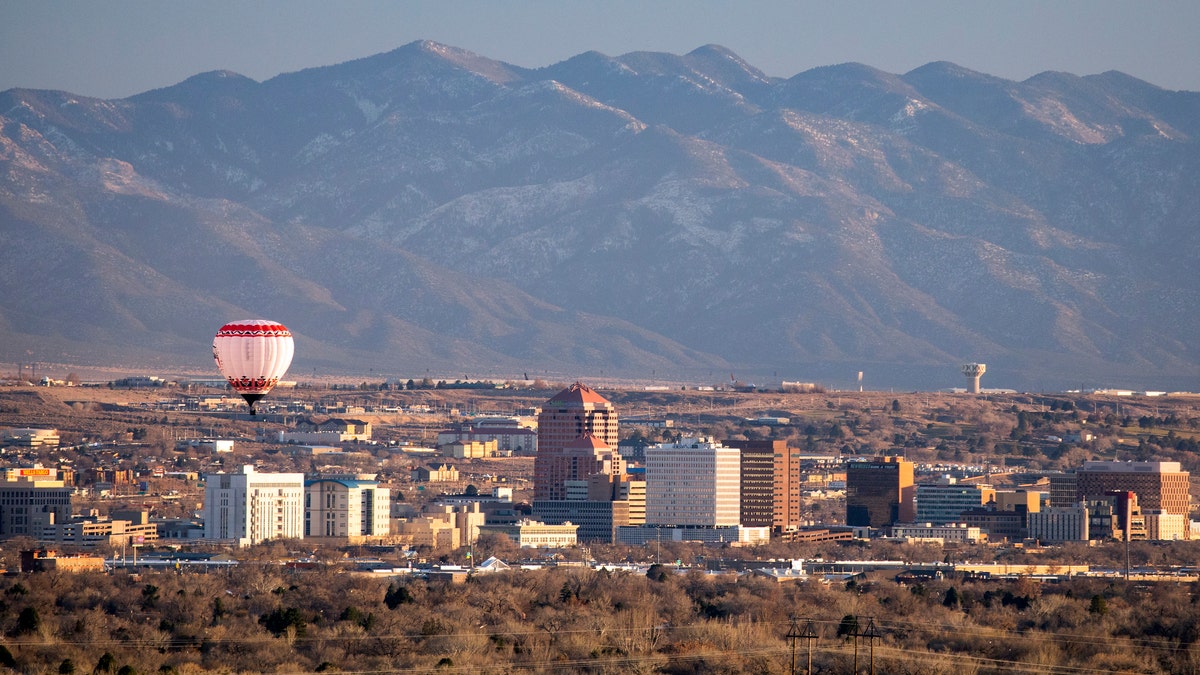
2,1,1198,99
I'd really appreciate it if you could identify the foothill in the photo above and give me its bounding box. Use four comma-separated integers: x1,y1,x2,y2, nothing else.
0,371,1198,673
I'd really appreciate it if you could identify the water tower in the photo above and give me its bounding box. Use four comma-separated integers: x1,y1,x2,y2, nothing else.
961,363,986,394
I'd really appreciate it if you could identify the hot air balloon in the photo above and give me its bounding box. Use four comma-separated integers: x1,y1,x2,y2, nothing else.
212,319,294,415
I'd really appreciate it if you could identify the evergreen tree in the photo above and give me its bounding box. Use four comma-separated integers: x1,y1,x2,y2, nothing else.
14,606,40,635
943,587,960,609
385,583,415,609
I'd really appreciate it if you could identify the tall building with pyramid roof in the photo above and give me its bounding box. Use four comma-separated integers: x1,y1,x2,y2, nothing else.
534,382,621,500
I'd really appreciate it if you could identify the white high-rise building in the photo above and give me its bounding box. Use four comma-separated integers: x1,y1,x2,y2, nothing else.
645,437,740,527
203,465,305,547
305,476,391,543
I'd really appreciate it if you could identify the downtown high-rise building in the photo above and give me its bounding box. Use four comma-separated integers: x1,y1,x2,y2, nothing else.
726,439,804,531
1049,461,1192,515
533,382,621,500
645,437,741,527
734,440,775,527
531,382,636,542
845,456,915,528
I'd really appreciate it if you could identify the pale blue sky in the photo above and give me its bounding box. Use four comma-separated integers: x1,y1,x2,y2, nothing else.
2,0,1198,98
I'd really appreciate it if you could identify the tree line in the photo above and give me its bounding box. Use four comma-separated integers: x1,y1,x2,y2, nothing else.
1,555,1199,674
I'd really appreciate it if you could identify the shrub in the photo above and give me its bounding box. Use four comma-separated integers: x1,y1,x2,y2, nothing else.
260,607,307,637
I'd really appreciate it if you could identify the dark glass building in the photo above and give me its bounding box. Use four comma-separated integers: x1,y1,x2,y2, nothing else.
845,457,914,528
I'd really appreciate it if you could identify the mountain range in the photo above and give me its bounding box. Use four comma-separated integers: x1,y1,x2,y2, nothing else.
2,41,1198,390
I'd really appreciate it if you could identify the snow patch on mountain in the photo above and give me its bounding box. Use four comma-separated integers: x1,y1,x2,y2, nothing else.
400,176,603,252
1017,95,1115,143
296,133,342,164
890,98,930,133
353,95,388,124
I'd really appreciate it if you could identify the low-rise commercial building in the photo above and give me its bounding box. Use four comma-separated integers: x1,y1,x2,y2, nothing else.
442,439,499,459
279,418,372,444
533,473,646,543
889,523,985,544
438,423,537,456
40,510,159,548
961,506,1028,542
176,438,234,453
615,524,771,546
1028,505,1089,543
3,428,60,448
478,520,578,548
396,504,485,551
994,489,1042,514
412,464,460,482
1145,510,1188,541
20,549,105,573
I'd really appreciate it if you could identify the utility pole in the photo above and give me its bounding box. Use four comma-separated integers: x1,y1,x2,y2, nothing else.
786,616,800,675
852,619,859,674
800,618,818,675
786,616,819,675
863,617,879,675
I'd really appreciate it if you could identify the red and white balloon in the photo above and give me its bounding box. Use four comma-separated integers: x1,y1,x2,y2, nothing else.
212,319,294,415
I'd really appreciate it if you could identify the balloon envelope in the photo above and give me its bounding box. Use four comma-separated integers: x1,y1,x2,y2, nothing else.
212,320,294,413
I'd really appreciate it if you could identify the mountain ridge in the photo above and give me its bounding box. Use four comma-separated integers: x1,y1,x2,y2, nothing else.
2,42,1197,390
